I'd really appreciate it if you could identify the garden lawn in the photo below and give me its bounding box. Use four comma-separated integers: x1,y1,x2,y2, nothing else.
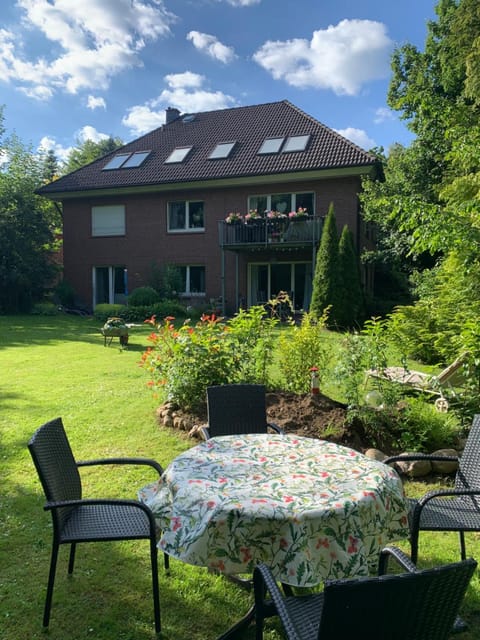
0,314,479,639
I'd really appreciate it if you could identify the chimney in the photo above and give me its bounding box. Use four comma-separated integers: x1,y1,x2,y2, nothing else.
166,107,181,124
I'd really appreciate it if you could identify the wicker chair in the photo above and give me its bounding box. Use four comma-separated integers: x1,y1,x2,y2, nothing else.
253,546,476,640
28,417,164,634
384,414,480,563
200,384,283,440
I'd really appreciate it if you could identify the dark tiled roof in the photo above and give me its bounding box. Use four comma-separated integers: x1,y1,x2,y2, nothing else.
38,100,377,196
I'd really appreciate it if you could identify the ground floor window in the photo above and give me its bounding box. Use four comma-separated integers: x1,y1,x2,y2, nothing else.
93,266,127,307
249,262,312,310
179,265,206,295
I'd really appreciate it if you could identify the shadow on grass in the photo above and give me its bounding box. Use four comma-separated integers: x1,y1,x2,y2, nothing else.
0,315,152,351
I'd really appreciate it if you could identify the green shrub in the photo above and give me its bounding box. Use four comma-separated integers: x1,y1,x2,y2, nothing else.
140,306,278,409
93,303,126,322
128,286,161,306
31,302,59,315
348,398,460,453
277,311,331,393
55,280,75,307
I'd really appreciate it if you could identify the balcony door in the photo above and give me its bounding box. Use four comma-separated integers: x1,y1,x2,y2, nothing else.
93,266,127,307
249,262,312,310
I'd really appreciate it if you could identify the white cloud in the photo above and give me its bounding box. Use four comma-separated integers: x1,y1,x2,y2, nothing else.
76,125,109,143
37,125,109,162
122,105,166,137
87,95,106,110
374,107,395,124
253,19,393,95
123,72,237,136
164,71,204,89
37,135,73,163
1,1,176,98
187,31,236,64
335,127,376,150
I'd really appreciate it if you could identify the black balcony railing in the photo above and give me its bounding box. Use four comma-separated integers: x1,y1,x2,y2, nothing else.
218,216,323,249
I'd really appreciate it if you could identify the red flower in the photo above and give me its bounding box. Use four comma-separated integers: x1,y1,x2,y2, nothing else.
347,535,358,554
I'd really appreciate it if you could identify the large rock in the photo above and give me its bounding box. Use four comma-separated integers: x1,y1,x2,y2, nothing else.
394,454,432,478
430,449,459,474
364,448,388,462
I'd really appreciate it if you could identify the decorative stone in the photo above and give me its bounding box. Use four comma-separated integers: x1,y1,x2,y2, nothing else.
431,449,459,474
394,454,432,478
364,448,387,462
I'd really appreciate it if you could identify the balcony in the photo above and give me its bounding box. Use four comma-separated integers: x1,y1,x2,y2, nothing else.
218,216,323,250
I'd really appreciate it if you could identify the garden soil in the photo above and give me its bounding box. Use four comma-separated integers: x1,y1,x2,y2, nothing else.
158,391,371,453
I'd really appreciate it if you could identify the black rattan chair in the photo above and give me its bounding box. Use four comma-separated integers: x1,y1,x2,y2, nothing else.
28,417,163,634
385,414,480,563
253,546,477,640
200,384,283,440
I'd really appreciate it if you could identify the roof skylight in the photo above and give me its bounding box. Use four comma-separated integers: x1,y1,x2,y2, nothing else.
121,151,151,168
282,135,310,153
164,147,193,163
209,142,236,160
102,154,132,170
258,138,284,154
102,151,151,170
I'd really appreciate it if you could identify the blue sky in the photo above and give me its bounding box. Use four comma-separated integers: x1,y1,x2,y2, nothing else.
0,0,437,163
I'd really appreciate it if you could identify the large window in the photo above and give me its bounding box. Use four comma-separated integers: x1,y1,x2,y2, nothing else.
179,266,205,296
93,266,127,306
249,262,312,310
248,192,314,215
92,205,125,236
168,201,204,231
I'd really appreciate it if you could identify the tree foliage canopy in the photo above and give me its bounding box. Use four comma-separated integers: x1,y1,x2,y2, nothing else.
361,0,480,363
0,107,61,312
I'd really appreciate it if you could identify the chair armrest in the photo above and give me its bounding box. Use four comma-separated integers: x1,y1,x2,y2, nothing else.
267,421,284,434
378,546,418,575
416,487,480,505
44,497,156,521
76,457,163,476
253,564,302,640
384,454,458,465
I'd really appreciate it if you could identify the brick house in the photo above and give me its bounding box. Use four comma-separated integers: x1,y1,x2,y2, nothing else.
37,100,378,314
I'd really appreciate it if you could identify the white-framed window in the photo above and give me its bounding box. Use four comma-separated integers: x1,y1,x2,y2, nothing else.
92,205,125,236
178,265,206,296
248,192,314,215
168,200,204,232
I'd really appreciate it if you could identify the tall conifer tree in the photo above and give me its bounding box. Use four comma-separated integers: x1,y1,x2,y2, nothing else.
310,203,340,326
338,225,364,328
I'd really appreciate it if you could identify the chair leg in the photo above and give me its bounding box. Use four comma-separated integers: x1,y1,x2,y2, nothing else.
68,542,76,574
43,543,59,628
150,538,161,634
459,531,466,561
164,552,170,573
410,529,419,564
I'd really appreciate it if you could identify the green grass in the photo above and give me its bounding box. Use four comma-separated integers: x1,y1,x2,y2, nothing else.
1,314,479,639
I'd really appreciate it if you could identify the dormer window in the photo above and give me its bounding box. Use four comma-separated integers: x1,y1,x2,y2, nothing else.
209,142,236,160
258,138,284,154
282,135,310,152
164,147,193,163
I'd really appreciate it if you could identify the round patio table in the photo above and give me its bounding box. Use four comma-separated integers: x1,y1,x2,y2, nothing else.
139,433,409,587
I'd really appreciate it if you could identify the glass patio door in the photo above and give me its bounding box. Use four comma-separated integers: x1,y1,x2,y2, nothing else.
93,266,127,307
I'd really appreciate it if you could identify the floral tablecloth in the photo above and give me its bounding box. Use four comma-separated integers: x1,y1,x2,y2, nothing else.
139,434,409,587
